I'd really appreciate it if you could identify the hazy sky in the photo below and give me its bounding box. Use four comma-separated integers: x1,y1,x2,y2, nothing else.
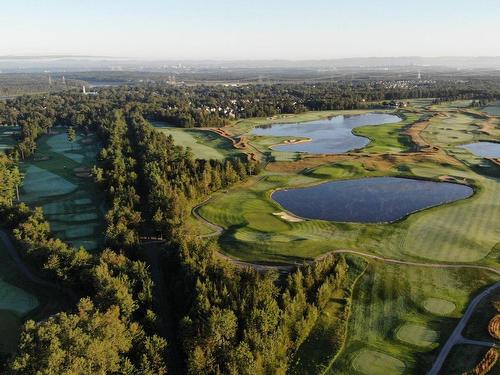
2,0,499,59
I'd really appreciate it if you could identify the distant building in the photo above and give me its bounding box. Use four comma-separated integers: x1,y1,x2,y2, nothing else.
82,86,98,95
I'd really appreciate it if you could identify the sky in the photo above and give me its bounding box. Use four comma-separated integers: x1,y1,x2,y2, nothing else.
1,0,500,60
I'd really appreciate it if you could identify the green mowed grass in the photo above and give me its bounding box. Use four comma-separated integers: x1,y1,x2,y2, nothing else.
151,121,243,160
20,130,105,251
0,237,67,354
0,126,20,154
0,278,38,314
352,112,419,153
327,261,497,374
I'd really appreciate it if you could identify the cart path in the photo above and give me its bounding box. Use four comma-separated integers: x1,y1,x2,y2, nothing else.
427,281,500,375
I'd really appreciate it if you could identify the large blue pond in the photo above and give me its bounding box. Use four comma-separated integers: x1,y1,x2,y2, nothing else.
252,113,401,154
272,177,473,223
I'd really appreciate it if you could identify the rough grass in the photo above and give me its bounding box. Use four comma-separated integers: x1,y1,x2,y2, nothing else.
20,130,105,251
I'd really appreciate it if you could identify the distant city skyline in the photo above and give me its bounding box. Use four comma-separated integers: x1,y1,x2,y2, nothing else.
2,0,499,60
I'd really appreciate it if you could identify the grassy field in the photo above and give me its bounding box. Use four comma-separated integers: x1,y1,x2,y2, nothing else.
20,129,105,251
0,237,67,354
327,261,497,374
151,121,243,160
352,112,420,153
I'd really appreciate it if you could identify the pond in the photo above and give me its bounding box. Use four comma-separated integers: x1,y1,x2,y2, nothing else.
461,142,500,158
482,101,500,116
252,113,401,154
271,177,473,223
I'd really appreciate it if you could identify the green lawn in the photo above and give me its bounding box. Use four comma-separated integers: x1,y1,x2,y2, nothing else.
20,129,105,251
151,121,243,160
0,237,67,354
352,112,420,153
327,261,497,374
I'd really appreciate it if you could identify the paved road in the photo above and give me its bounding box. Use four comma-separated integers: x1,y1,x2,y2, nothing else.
427,281,500,375
0,229,77,301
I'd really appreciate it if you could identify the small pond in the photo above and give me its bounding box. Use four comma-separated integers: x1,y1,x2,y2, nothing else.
461,142,500,158
271,177,473,223
482,101,500,116
252,113,401,154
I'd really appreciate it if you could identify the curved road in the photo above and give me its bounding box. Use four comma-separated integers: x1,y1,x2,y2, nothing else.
427,281,500,375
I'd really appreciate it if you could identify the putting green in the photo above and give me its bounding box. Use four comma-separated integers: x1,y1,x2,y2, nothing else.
0,278,38,315
351,349,405,375
423,298,456,316
395,323,438,347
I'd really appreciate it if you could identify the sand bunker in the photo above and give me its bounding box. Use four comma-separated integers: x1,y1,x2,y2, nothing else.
273,211,304,222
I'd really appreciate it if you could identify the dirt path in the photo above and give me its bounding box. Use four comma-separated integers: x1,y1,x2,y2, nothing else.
0,229,77,301
427,281,500,375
